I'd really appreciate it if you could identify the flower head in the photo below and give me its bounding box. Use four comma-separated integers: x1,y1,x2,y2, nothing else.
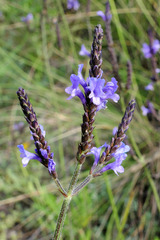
21,13,33,23
79,44,91,57
65,65,119,110
142,39,160,58
67,0,80,10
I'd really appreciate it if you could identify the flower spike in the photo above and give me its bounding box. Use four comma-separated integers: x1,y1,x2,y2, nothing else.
17,88,57,178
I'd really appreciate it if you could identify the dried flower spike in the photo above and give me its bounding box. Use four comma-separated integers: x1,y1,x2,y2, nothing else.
99,99,136,164
126,60,132,90
89,24,103,78
17,88,57,178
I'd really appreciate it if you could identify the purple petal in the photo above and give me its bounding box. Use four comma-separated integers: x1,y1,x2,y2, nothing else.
40,149,48,159
103,78,120,102
99,142,130,175
156,68,160,73
48,159,56,173
79,45,91,57
100,162,124,176
97,11,106,21
17,144,42,167
21,13,33,23
145,82,154,91
112,127,118,135
77,64,87,88
87,143,108,167
141,106,150,116
142,43,152,59
67,0,80,10
152,39,160,54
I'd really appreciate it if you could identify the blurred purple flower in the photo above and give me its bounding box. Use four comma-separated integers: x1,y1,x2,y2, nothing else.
17,144,42,167
79,44,91,57
142,39,160,58
112,127,118,135
21,13,33,23
67,0,80,10
156,68,160,73
145,82,154,91
142,102,155,117
141,105,151,116
97,10,112,22
13,122,24,131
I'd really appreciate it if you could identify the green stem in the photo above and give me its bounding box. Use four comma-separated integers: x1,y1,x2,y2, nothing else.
72,175,92,196
52,197,71,240
54,178,67,197
53,163,82,240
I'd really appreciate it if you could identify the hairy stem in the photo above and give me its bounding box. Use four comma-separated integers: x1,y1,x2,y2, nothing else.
53,163,82,240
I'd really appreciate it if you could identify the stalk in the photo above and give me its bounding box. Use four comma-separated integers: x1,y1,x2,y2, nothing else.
53,163,82,240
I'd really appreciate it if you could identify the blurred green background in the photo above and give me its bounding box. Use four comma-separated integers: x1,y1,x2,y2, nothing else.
0,0,160,239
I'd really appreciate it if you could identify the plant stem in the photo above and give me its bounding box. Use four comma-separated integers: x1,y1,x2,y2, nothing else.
53,162,82,240
52,197,71,240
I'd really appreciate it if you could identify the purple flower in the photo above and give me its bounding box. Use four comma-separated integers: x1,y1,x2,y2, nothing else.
65,65,119,110
67,0,80,10
87,143,108,167
21,13,33,23
141,102,155,116
79,44,91,57
65,74,86,105
97,10,112,22
87,77,119,106
100,143,130,175
103,78,120,103
156,68,160,73
112,127,118,135
17,144,42,167
13,122,24,131
48,159,56,173
87,78,107,105
141,106,151,116
145,82,154,91
89,142,130,175
142,39,160,58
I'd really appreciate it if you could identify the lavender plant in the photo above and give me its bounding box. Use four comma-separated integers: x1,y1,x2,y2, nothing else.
17,25,135,239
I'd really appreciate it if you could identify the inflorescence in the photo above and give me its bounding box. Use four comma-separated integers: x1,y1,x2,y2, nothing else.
17,24,135,187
